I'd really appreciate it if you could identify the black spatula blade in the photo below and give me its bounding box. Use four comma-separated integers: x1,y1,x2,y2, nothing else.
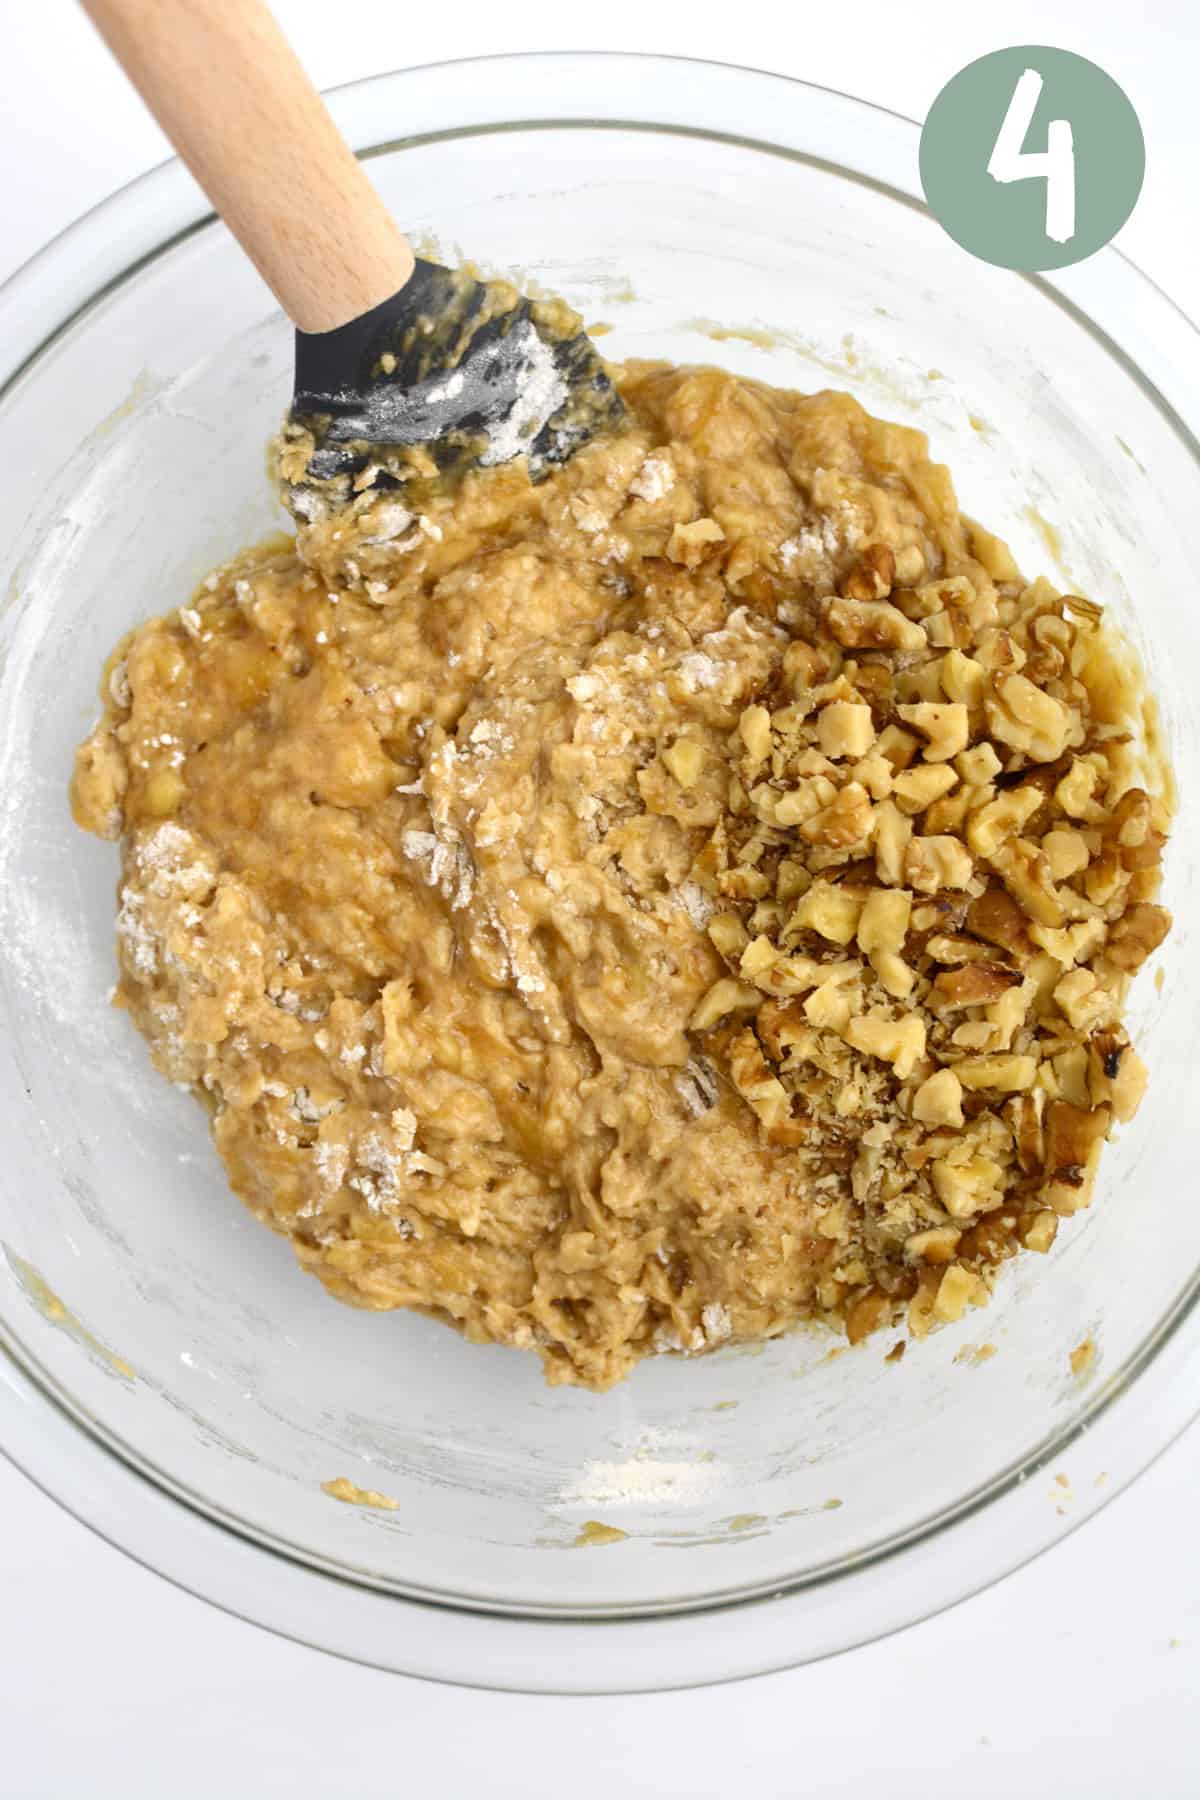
282,258,624,515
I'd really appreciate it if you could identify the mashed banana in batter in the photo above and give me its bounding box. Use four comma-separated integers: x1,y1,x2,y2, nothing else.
72,362,1172,1387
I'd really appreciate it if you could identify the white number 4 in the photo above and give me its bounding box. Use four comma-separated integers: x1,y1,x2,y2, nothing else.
986,68,1076,245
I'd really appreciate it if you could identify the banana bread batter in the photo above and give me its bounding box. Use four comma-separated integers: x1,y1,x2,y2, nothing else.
72,363,1171,1387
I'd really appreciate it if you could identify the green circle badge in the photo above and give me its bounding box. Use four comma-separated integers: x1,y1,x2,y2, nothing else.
920,46,1145,272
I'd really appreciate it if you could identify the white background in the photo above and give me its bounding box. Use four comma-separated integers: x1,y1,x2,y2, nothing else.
2,2,1197,1794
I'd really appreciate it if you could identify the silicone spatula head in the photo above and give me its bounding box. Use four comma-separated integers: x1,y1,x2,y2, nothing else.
82,0,625,522
281,258,624,519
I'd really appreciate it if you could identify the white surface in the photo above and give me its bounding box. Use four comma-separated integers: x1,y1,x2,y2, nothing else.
1,0,1196,1792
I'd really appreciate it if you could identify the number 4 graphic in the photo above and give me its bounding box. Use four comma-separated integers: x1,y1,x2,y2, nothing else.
986,68,1076,245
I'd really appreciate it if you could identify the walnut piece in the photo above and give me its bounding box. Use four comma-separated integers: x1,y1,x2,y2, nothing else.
818,701,876,761
788,881,863,945
838,544,897,601
845,1012,926,1079
954,1053,1037,1092
931,1157,1002,1220
874,799,913,886
691,978,761,1031
857,888,912,957
799,781,874,849
892,764,958,814
738,704,772,770
663,738,705,787
667,517,725,567
987,838,1065,928
823,597,927,654
1104,903,1171,973
912,1068,964,1128
966,888,1034,959
1041,1101,1110,1215
904,835,975,894
987,672,1077,761
967,787,1044,859
897,702,969,762
930,963,1023,1010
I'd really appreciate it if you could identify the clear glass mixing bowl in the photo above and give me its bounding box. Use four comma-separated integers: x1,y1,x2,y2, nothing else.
1,54,1198,1694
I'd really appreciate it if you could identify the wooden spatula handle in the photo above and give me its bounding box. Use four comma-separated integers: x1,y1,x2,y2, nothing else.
81,0,415,333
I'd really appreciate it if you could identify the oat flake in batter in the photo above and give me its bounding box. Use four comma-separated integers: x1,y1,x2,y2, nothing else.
72,362,1172,1387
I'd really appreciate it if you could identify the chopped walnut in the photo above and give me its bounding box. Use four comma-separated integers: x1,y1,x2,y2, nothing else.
930,963,1023,1010
933,1263,986,1322
663,738,706,787
870,950,915,999
906,1225,961,1262
691,977,761,1031
876,724,921,771
852,751,896,800
857,888,912,957
912,1067,964,1128
739,934,780,983
1029,916,1106,968
925,935,987,968
987,838,1065,928
1089,1035,1147,1123
1053,968,1112,1032
966,887,1034,959
1109,787,1151,849
975,627,1026,674
818,700,876,760
904,835,974,894
985,673,1074,761
728,1028,792,1134
671,464,1170,1363
799,781,875,849
845,1012,926,1079
940,649,986,709
667,517,725,566
738,704,772,771
708,912,750,959
1042,1101,1110,1215
838,544,896,601
874,799,913,886
846,1288,891,1345
897,702,969,762
931,1157,1002,1220
954,1053,1037,1092
1021,1209,1058,1253
892,763,958,814
1103,903,1171,973
823,597,927,654
956,742,1002,787
788,881,863,946
1041,827,1090,881
804,977,857,1032
967,786,1044,859
1055,757,1103,821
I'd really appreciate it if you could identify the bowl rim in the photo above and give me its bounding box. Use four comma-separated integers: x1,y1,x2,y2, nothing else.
2,49,1199,1693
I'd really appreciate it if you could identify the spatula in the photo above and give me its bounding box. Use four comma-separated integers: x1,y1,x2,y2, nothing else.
81,0,624,515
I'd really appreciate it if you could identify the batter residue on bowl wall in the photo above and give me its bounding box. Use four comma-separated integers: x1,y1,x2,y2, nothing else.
321,1476,399,1510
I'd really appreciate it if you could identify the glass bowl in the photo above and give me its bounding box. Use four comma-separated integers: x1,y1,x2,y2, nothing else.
1,53,1198,1695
